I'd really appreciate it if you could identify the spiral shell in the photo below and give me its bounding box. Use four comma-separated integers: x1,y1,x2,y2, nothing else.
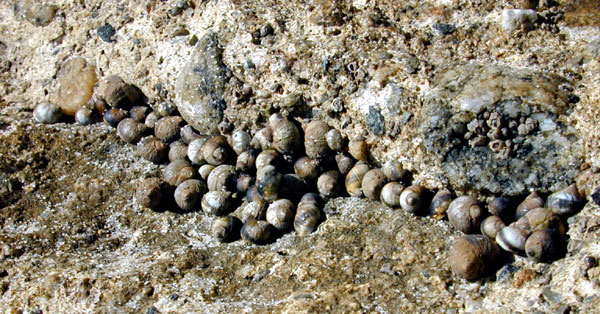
266,199,295,231
241,220,274,244
154,116,185,142
75,107,94,125
187,137,208,165
212,215,243,243
129,105,150,123
164,160,197,186
174,179,207,211
519,207,566,235
101,75,142,109
136,136,168,163
279,174,310,203
488,196,511,219
236,149,260,173
246,186,262,203
294,202,322,236
241,200,268,222
168,140,188,162
304,120,331,159
144,111,160,129
34,103,63,124
236,174,254,194
546,184,582,216
345,162,370,197
449,235,501,280
180,125,201,144
230,130,252,155
256,165,281,202
317,170,342,198
382,160,406,182
525,229,565,263
202,135,232,166
294,157,320,180
447,196,484,234
270,114,301,156
429,189,453,220
335,152,356,175
362,169,388,200
198,164,215,181
207,164,236,192
515,191,544,219
380,182,405,208
117,118,148,144
326,129,345,151
399,185,427,214
103,108,128,127
480,215,505,239
201,191,233,216
256,150,280,170
135,177,163,209
348,139,369,162
250,127,272,150
496,225,530,254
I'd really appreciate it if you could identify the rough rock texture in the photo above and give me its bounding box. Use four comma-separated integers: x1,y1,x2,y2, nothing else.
1,0,600,313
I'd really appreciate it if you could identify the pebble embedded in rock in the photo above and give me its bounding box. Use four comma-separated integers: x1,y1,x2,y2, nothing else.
98,23,116,42
367,106,385,136
501,9,538,32
56,57,97,116
432,23,456,35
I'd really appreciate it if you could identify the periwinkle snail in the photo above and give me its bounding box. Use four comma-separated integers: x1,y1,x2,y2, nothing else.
212,215,243,243
447,196,484,234
399,185,426,214
34,103,62,124
241,220,274,244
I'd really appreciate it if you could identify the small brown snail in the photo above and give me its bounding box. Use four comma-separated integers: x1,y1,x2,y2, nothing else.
163,160,197,186
154,116,185,142
361,169,388,200
345,162,370,197
168,140,189,162
100,75,142,109
250,127,273,151
294,202,322,236
230,130,252,155
488,196,511,220
266,199,295,231
294,156,320,180
449,235,501,280
382,160,406,182
136,136,168,163
304,120,331,159
270,113,301,156
236,149,260,173
399,185,427,214
348,139,369,162
317,170,342,198
212,215,243,243
198,164,215,181
525,229,565,263
117,118,148,144
174,179,207,211
480,215,505,239
207,164,237,192
202,135,232,166
256,150,280,170
144,111,160,129
335,152,356,175
135,177,163,209
447,195,484,234
241,220,274,244
241,200,268,223
129,105,150,122
429,189,453,220
326,129,345,152
515,191,544,219
180,125,201,144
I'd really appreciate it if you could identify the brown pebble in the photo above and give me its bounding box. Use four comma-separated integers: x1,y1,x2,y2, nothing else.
449,235,501,280
135,177,163,209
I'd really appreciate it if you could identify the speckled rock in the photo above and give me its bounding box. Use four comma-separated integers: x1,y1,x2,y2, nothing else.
175,32,230,135
55,57,97,116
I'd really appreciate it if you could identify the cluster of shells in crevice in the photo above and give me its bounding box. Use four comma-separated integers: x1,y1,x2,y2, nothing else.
35,75,588,280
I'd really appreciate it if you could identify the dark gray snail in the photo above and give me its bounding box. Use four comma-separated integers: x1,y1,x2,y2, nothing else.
449,234,501,280
212,215,243,243
240,200,268,222
136,136,168,163
256,165,281,202
515,191,544,219
75,107,94,125
100,75,142,109
429,189,453,220
382,160,406,181
202,135,232,166
154,116,185,142
230,130,252,155
525,229,565,263
144,111,160,129
174,179,207,211
488,196,511,220
317,170,342,198
335,152,356,175
135,177,163,209
266,199,295,231
362,169,388,200
103,108,128,127
34,103,63,124
201,191,233,216
294,200,322,236
294,156,320,180
304,120,331,159
117,118,148,144
129,105,150,123
241,220,274,244
207,164,236,192
256,150,280,170
447,196,484,234
164,160,197,186
326,129,345,152
279,174,310,203
546,184,582,216
380,182,405,208
270,113,301,156
345,162,370,197
399,185,427,214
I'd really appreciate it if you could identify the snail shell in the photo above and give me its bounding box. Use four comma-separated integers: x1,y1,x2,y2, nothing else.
382,160,406,181
256,150,280,170
34,103,63,124
230,130,252,155
212,215,243,243
294,156,320,180
236,174,254,194
447,196,484,234
449,235,501,280
144,111,160,129
187,137,209,165
304,120,331,159
135,177,163,209
75,107,94,125
207,164,237,192
241,220,274,244
317,170,342,198
129,105,150,123
180,125,201,144
117,118,148,144
101,75,142,109
168,140,188,162
520,207,566,235
103,108,128,127
198,164,215,181
241,200,268,222
348,139,369,162
201,191,233,216
294,202,322,236
345,162,370,197
154,116,185,142
326,129,345,151
250,127,272,150
246,185,263,203
266,199,295,231
380,182,405,208
546,184,582,216
399,185,427,214
279,174,310,203
299,193,323,207
515,191,544,219
270,114,301,156
136,136,168,163
174,179,207,211
202,135,232,166
488,196,511,219
429,189,454,220
362,169,388,200
256,165,281,202
525,229,565,263
480,215,505,239
496,225,531,254
236,149,260,173
335,152,356,175
164,160,197,186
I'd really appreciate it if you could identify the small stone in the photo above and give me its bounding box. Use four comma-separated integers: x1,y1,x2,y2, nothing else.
98,23,116,42
367,106,385,135
56,57,97,115
169,1,189,16
33,103,62,124
501,9,538,32
584,256,598,270
432,23,456,35
591,187,600,205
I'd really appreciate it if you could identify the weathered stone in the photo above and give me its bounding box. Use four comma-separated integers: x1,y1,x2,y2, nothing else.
175,32,230,135
55,57,97,116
